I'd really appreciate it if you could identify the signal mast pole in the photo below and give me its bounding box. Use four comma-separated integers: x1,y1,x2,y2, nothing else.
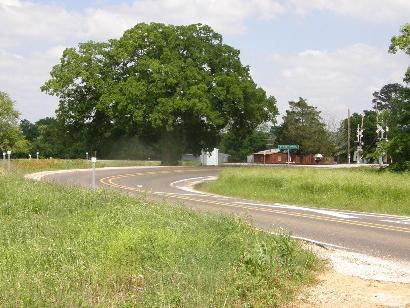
356,115,364,164
375,101,389,166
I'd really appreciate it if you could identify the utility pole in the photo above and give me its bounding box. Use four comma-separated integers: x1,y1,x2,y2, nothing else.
347,108,351,164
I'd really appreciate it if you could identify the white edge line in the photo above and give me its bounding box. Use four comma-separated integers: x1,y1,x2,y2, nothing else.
169,176,210,187
289,235,348,250
27,168,410,220
233,201,358,219
24,166,167,181
177,176,410,220
169,176,217,195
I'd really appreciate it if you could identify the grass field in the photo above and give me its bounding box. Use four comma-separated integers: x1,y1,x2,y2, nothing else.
201,167,410,216
0,172,319,306
3,159,160,174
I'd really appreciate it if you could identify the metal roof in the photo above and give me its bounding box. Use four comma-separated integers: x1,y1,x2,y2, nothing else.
253,148,281,155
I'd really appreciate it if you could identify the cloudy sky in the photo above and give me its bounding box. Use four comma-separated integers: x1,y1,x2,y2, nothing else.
1,0,409,124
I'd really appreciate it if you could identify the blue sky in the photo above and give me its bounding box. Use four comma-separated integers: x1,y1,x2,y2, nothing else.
1,0,409,125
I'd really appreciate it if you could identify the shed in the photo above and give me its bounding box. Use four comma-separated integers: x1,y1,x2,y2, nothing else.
253,149,289,164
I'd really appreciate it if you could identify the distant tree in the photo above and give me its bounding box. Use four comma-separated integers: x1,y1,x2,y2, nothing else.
389,23,410,82
27,117,88,158
335,110,378,162
31,117,62,158
42,23,278,164
20,119,38,142
387,24,410,170
0,91,30,155
386,86,410,170
102,136,158,160
277,98,335,155
372,83,404,111
220,128,272,162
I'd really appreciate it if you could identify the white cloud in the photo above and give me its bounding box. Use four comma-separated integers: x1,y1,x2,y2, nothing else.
0,0,21,6
0,0,285,120
1,0,407,49
0,0,285,48
0,0,408,122
0,48,61,120
259,44,408,123
287,0,410,22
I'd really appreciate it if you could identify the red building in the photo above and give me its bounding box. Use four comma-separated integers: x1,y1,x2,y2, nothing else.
253,149,288,164
253,149,334,165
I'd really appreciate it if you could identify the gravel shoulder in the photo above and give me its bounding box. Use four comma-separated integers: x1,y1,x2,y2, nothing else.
288,244,410,307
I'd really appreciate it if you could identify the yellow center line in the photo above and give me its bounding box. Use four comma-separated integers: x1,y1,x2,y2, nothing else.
99,172,410,234
169,195,410,233
100,168,207,182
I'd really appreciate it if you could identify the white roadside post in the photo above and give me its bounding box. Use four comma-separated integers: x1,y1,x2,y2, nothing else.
86,152,89,160
36,151,39,160
2,152,5,162
7,150,11,172
91,156,97,189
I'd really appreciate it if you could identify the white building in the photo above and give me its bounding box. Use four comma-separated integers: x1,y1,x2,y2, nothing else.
200,148,229,165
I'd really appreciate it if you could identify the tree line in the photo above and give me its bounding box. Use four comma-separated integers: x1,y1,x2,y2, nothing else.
1,23,408,170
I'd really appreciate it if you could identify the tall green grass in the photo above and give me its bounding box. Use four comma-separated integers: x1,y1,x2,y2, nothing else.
201,167,410,216
2,159,160,174
0,175,319,306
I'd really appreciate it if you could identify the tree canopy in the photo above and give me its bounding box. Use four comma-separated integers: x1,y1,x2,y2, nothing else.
386,86,410,169
0,91,29,154
386,23,410,170
42,23,277,163
277,98,335,155
335,110,378,162
389,23,410,82
372,83,404,111
220,128,272,162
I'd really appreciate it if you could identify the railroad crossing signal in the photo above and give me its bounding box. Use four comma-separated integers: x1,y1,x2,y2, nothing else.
356,125,364,146
376,124,388,141
355,115,365,164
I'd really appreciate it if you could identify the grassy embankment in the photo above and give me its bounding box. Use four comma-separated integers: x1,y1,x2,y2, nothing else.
6,159,160,174
201,167,410,216
0,163,319,306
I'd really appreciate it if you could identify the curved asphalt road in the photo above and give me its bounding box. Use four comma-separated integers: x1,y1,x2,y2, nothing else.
42,166,410,262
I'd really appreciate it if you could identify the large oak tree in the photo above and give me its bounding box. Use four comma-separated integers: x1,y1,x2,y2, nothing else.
42,23,277,163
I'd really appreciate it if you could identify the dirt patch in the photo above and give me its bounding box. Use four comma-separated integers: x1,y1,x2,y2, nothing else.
289,268,410,307
287,244,410,307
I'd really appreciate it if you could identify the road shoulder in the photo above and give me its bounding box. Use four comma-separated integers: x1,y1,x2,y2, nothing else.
287,244,410,307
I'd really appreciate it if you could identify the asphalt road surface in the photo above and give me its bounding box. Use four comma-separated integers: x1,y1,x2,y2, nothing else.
42,166,410,262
